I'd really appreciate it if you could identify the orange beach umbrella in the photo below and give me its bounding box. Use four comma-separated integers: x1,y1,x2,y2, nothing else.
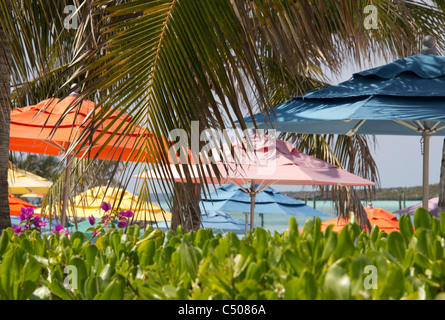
10,94,166,162
9,94,171,226
300,208,400,233
9,194,36,216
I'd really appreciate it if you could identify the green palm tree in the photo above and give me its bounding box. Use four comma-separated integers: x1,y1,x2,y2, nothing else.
1,0,445,231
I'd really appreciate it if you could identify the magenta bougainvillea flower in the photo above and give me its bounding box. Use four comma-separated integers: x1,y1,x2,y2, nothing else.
124,210,134,218
52,224,70,236
118,210,134,220
101,202,112,212
19,207,34,221
117,221,128,229
102,214,110,224
33,216,46,228
13,225,24,235
119,210,134,220
88,215,95,226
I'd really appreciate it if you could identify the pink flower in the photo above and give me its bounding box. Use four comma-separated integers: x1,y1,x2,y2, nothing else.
88,215,95,226
125,210,134,218
13,225,24,235
101,202,111,212
19,207,34,221
119,210,134,220
52,224,70,236
33,216,46,228
117,221,128,229
102,214,110,224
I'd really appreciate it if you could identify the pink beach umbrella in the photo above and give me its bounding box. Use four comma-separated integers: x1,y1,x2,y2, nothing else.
393,197,439,217
136,134,375,231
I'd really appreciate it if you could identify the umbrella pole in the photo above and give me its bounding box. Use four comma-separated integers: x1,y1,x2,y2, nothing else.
250,180,255,232
422,131,431,210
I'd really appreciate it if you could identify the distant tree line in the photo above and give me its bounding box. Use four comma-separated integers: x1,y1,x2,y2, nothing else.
284,184,440,201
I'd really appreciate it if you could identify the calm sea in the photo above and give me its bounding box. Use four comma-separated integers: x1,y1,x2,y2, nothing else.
157,199,421,234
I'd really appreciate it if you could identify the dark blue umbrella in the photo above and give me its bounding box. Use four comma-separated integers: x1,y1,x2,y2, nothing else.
244,50,445,209
201,184,327,234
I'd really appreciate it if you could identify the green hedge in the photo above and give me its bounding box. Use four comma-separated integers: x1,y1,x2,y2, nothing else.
0,208,445,300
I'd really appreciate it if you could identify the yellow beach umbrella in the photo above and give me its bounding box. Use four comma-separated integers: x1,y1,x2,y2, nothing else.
8,162,53,194
20,193,45,198
37,186,171,221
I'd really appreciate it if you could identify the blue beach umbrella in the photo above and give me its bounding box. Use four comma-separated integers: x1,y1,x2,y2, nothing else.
150,211,247,234
243,47,445,209
201,184,327,233
201,210,247,233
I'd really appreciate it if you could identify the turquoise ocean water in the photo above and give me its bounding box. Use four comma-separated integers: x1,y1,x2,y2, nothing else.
156,199,421,234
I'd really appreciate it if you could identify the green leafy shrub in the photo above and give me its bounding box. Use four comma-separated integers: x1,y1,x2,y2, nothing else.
1,208,445,300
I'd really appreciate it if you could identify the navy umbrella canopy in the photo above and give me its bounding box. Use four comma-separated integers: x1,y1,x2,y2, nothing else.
244,52,445,209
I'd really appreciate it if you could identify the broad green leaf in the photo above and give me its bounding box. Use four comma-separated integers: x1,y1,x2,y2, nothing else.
214,238,230,262
0,230,10,257
267,242,282,267
48,281,75,300
85,276,104,300
284,249,304,276
67,257,88,291
284,276,317,300
162,284,177,299
324,263,351,300
137,239,156,265
178,239,201,279
415,229,435,260
84,244,99,265
253,227,267,259
386,232,406,262
350,254,372,295
399,214,414,243
301,219,314,238
370,225,379,244
440,212,445,237
98,278,124,300
334,227,355,259
245,262,261,281
283,278,299,300
321,230,337,260
195,228,209,249
288,217,299,244
379,267,405,300
414,208,432,230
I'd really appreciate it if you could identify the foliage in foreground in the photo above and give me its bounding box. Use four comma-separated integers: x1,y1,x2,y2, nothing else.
0,208,445,300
